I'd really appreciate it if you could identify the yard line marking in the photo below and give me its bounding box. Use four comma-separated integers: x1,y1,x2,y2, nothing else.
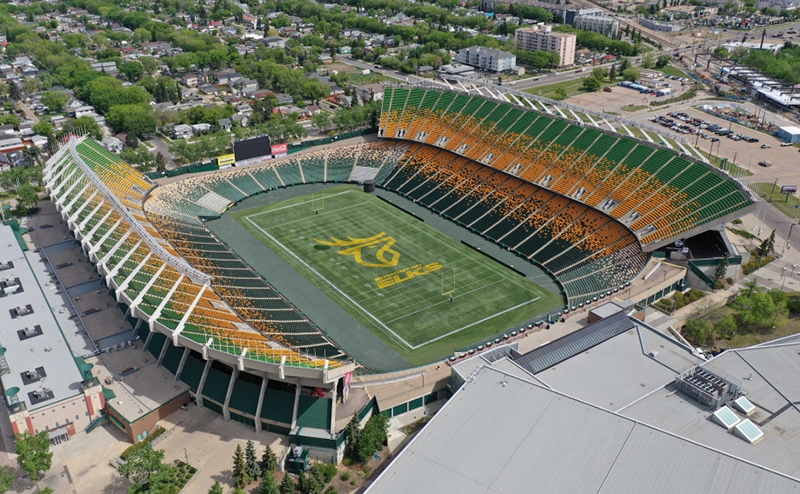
245,214,416,349
409,297,540,349
383,279,505,323
256,202,364,230
247,189,353,217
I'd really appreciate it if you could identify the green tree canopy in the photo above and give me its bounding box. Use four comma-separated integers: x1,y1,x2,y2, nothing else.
15,431,53,481
40,90,70,112
106,104,157,137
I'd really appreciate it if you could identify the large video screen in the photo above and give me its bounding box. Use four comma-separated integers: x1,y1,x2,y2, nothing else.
234,135,271,162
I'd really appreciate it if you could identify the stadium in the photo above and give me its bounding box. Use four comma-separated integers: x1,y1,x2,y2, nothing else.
42,83,755,457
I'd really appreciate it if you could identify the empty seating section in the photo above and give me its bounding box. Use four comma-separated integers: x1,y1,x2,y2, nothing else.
380,87,752,245
324,146,358,182
378,143,647,302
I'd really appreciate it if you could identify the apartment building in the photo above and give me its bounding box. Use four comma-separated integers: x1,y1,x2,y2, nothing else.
514,25,576,68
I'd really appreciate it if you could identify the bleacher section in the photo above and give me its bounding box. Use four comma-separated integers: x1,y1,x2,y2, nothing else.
45,137,343,371
380,86,754,247
378,144,649,303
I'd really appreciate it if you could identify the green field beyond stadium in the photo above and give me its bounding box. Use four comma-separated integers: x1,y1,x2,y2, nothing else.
233,185,562,365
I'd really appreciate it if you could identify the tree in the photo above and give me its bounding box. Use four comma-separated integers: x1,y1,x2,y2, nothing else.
245,440,261,481
126,133,140,149
0,465,15,493
209,481,224,494
40,91,70,112
8,82,21,101
117,445,167,490
554,87,568,100
622,68,641,82
139,57,159,76
133,28,152,45
119,61,144,82
258,471,280,494
302,80,331,105
608,63,617,82
582,76,602,92
312,111,332,132
759,230,775,256
683,318,713,344
620,57,630,72
656,54,672,68
232,444,251,488
32,121,54,137
60,117,103,140
642,54,655,69
106,105,157,137
714,253,729,282
714,314,737,340
14,185,37,216
345,414,362,463
279,473,295,494
261,445,278,474
155,152,167,172
22,146,42,167
592,67,607,81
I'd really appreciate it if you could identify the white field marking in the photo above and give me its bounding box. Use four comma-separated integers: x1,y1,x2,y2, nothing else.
384,279,505,324
257,202,364,230
409,297,541,349
245,214,416,349
246,189,353,218
246,191,546,349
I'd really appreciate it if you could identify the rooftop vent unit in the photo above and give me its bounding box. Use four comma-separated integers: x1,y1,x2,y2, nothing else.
4,277,17,286
15,305,32,316
0,262,12,271
23,327,37,336
675,366,743,409
33,388,51,399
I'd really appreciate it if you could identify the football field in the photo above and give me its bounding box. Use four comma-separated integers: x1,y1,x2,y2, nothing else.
234,185,562,364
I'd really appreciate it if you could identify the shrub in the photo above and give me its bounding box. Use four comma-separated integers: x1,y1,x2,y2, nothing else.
726,277,734,285
340,472,350,481
732,219,743,225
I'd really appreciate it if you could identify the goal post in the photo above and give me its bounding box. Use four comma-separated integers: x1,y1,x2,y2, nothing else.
441,268,456,299
311,192,325,214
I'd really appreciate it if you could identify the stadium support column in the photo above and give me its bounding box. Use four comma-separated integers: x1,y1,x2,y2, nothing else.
195,358,213,408
329,379,338,435
254,375,268,433
157,337,171,367
142,330,155,353
131,318,143,339
174,347,191,382
222,367,239,422
290,382,301,430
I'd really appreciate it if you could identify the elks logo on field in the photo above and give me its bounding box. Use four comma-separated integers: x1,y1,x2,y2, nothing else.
315,232,400,268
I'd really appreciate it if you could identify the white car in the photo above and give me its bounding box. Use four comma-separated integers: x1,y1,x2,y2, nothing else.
761,144,771,148
781,142,793,146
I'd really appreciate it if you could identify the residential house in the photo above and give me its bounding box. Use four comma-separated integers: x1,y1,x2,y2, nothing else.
172,124,192,139
275,93,294,105
181,74,199,87
262,37,286,49
191,123,211,135
242,14,258,30
198,83,217,95
231,113,250,127
353,83,385,104
102,136,124,153
216,70,243,85
218,118,233,132
417,65,434,75
91,61,118,74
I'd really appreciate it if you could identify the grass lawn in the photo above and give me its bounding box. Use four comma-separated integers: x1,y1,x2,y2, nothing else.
233,186,561,365
695,148,753,177
754,182,800,219
657,64,688,78
525,77,613,100
620,104,649,112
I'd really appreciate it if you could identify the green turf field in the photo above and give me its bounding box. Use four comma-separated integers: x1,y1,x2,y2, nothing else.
233,185,562,365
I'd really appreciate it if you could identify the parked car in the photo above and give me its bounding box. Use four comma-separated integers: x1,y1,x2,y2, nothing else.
781,142,793,146
759,161,772,167
761,144,771,148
